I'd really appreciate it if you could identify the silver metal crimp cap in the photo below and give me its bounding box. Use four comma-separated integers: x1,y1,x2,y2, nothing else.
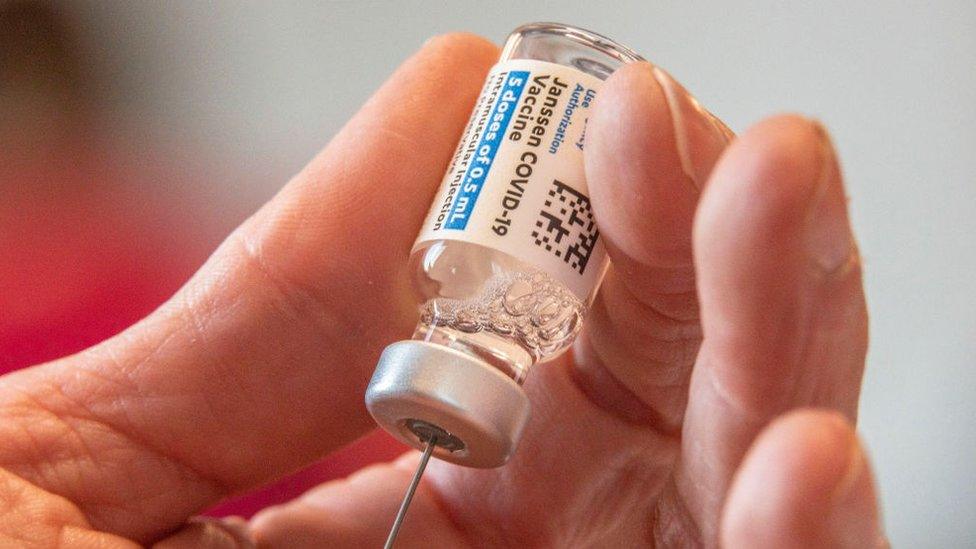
365,340,531,468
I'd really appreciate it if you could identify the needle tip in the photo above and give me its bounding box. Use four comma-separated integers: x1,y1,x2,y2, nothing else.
383,436,438,549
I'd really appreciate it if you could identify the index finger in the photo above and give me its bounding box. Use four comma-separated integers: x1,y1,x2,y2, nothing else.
0,33,498,544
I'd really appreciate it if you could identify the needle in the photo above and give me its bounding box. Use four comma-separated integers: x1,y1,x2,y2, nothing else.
383,436,438,549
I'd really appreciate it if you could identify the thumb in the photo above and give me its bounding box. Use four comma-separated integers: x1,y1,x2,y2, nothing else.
721,410,887,548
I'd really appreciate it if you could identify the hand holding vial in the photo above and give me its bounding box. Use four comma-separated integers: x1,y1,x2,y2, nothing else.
0,28,885,548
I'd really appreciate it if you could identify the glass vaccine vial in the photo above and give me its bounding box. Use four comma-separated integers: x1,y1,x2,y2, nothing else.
366,23,643,468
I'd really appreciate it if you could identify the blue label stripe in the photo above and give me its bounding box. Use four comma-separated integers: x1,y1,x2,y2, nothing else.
444,70,529,230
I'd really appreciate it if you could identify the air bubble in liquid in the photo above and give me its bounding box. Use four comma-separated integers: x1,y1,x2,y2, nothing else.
419,269,585,361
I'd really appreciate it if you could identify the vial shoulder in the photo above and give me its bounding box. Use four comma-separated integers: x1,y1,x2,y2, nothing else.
500,22,644,80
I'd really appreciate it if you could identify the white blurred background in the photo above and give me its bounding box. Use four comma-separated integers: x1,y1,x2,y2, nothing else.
14,1,976,545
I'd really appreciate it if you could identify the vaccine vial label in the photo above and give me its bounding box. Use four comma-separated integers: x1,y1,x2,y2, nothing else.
414,59,607,300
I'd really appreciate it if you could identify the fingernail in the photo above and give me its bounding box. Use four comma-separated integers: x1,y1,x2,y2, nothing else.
827,439,884,548
807,122,857,275
652,66,734,190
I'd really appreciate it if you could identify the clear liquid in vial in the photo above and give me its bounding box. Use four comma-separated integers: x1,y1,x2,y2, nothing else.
411,240,585,383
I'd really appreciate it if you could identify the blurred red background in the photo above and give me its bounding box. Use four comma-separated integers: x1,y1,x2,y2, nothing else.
0,1,402,519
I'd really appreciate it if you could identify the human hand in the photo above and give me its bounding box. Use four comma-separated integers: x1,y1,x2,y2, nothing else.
0,34,883,548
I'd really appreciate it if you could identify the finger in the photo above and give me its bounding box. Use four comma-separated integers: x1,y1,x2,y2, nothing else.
405,63,736,546
250,453,470,548
722,410,886,548
658,116,868,544
575,62,733,431
0,33,499,543
0,467,139,548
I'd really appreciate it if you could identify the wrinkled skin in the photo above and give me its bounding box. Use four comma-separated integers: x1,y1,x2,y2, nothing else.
0,34,884,548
